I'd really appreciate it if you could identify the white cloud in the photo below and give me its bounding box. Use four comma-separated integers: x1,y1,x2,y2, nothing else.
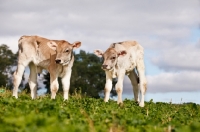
151,42,200,71
0,0,199,51
147,71,200,92
196,39,200,48
0,36,19,53
123,71,200,94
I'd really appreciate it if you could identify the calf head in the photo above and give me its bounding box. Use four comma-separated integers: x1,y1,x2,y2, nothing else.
94,48,127,70
47,40,81,65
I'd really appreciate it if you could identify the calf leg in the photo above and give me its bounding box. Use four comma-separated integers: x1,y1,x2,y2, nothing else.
13,64,26,98
128,69,139,102
115,70,125,104
50,74,59,99
104,71,112,102
62,69,72,100
28,62,37,99
137,59,147,107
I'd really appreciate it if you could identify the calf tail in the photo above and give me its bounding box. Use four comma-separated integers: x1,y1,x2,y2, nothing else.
18,36,26,53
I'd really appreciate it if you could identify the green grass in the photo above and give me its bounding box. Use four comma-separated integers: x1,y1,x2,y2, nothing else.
0,87,200,132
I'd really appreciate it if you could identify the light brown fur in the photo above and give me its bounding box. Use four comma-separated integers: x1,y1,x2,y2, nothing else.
13,35,81,100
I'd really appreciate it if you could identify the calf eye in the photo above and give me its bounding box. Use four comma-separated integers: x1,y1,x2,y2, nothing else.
65,49,69,52
111,57,116,60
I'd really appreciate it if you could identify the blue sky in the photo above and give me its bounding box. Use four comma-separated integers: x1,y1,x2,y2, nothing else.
0,0,200,104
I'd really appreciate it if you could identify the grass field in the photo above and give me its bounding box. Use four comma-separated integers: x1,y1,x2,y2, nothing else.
0,88,200,132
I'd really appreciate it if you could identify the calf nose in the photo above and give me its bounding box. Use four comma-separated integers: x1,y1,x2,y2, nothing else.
55,59,61,64
102,65,108,69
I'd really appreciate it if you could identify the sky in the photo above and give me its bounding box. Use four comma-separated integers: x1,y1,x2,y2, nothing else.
0,0,200,104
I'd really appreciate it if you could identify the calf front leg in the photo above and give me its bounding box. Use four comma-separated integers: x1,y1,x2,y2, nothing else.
50,75,59,99
104,71,112,102
62,69,72,101
115,70,125,104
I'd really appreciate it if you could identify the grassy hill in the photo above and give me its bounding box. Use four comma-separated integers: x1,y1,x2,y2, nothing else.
0,88,200,132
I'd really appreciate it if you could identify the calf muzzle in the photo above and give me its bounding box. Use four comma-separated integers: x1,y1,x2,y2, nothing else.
102,65,108,69
55,59,61,64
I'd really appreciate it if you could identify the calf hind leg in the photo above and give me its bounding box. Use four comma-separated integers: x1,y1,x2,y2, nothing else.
28,63,37,99
128,69,139,103
137,61,147,107
13,64,26,98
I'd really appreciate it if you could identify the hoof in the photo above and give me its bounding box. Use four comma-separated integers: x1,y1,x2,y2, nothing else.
12,95,18,99
139,102,145,107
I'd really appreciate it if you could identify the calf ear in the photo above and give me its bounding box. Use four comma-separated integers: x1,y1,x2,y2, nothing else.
118,50,127,56
94,49,104,57
47,41,57,51
72,41,81,49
